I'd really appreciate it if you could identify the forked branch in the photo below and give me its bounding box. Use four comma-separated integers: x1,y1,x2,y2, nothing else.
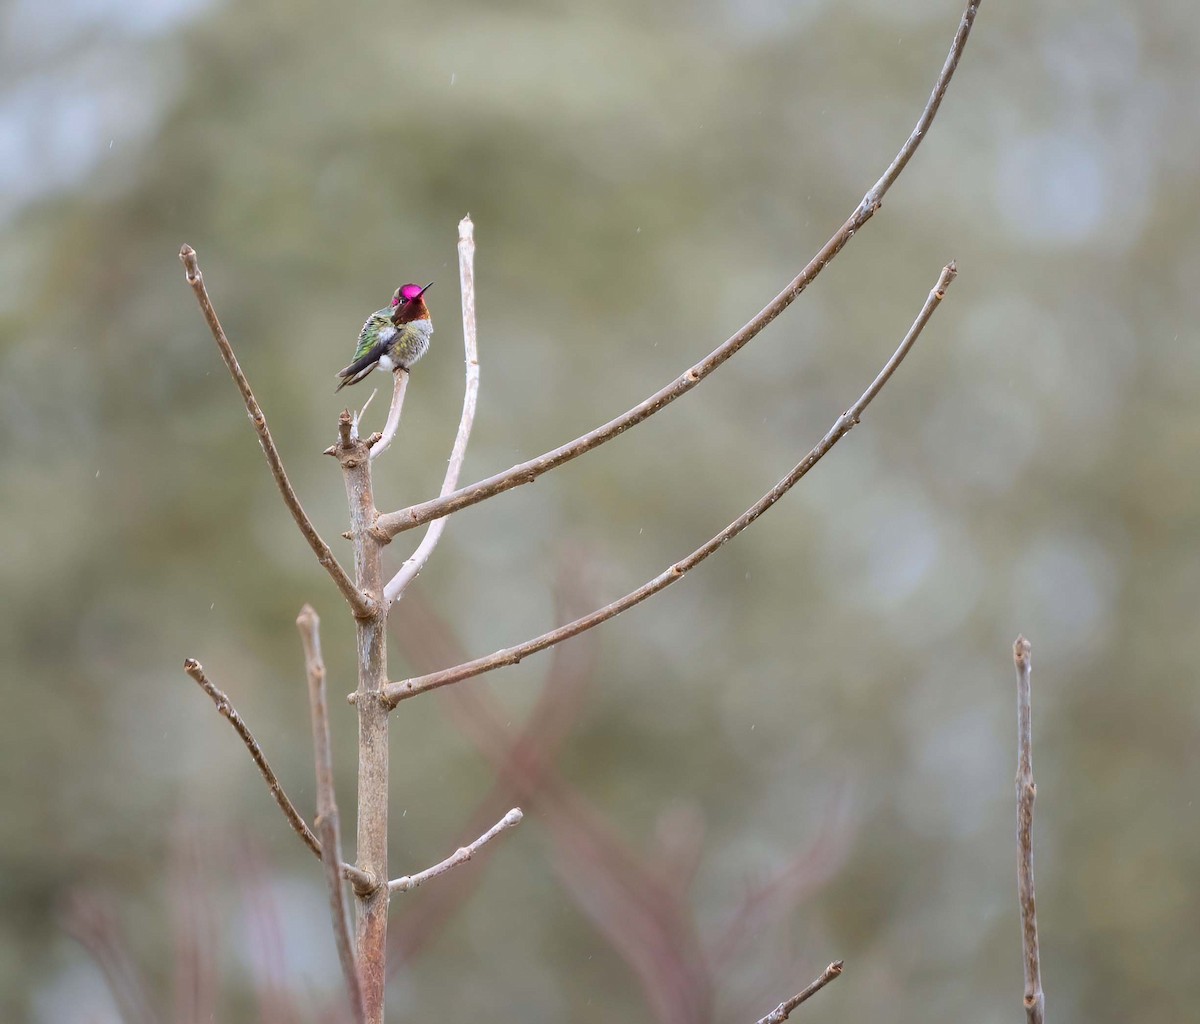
1013,636,1046,1024
383,215,480,607
181,658,373,890
375,262,957,707
178,245,374,619
375,0,982,541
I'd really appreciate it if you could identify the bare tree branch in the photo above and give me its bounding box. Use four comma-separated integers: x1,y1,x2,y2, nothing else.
178,245,374,619
388,808,524,894
383,215,480,607
375,262,957,707
375,0,982,542
369,370,409,463
330,409,391,1023
755,960,844,1024
298,605,365,1023
181,658,373,891
1013,636,1046,1024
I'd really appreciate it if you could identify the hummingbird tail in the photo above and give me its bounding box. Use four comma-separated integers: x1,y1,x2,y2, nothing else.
335,349,383,391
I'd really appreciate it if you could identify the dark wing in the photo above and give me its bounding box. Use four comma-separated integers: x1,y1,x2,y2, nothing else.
335,309,391,391
334,343,387,391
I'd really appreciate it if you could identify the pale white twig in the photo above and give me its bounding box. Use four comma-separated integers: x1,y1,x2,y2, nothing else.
352,387,379,443
368,371,409,461
383,215,479,607
388,807,522,894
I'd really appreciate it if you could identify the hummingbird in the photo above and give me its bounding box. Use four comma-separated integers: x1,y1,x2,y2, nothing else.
335,282,434,391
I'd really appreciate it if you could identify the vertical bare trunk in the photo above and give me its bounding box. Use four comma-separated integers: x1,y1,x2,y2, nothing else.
337,414,389,1023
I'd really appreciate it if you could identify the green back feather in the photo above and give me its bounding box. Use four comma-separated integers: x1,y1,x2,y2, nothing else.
353,308,394,360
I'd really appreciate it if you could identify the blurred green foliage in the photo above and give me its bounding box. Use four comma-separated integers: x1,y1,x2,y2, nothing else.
3,0,1200,1020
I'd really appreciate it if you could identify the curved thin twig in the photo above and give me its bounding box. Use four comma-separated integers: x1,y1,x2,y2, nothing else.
383,215,480,607
375,0,982,542
369,370,409,462
374,263,957,707
182,658,374,890
178,246,374,618
388,808,523,894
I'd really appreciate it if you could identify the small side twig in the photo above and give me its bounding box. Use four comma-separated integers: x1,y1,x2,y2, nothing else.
181,658,373,891
755,960,844,1024
1013,636,1045,1024
368,371,409,462
375,262,957,707
383,215,480,607
297,606,365,1024
178,245,373,619
388,808,523,894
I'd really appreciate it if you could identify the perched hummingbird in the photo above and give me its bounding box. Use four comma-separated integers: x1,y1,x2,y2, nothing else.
335,282,434,391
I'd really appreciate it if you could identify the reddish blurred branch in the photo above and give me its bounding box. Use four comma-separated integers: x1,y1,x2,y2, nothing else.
170,823,217,1024
63,892,160,1024
1013,636,1046,1024
393,585,852,1024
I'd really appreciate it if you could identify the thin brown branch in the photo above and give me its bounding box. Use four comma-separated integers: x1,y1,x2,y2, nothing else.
388,808,524,894
178,244,374,619
375,0,982,542
181,658,373,891
1013,636,1045,1024
376,262,957,707
383,215,480,607
755,960,844,1024
298,606,365,1024
369,370,409,463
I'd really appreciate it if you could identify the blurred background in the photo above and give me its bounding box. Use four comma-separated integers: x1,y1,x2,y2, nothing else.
2,0,1197,1020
